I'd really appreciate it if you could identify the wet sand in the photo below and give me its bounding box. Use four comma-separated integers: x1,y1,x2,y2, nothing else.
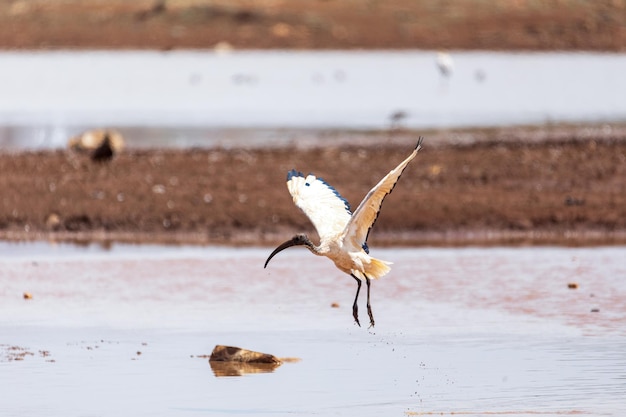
1,125,626,247
1,242,625,416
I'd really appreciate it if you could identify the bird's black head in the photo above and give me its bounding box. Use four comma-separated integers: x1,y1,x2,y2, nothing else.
264,234,313,268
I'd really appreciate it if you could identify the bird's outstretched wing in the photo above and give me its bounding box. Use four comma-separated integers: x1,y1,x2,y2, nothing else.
344,138,424,249
286,170,352,243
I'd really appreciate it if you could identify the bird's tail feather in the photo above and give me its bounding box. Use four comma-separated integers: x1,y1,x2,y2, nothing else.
364,257,392,280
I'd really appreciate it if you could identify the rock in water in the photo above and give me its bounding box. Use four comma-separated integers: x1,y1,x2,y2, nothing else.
209,345,281,364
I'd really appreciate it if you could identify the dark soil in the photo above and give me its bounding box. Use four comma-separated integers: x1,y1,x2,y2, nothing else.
1,126,625,246
0,0,624,51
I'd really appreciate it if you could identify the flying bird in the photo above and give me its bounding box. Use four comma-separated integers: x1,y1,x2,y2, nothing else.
264,138,424,327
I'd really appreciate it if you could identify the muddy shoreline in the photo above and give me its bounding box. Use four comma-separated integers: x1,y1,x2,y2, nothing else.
0,0,624,51
2,125,625,247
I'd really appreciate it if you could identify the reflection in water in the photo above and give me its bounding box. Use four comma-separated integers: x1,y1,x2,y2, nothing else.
209,360,281,377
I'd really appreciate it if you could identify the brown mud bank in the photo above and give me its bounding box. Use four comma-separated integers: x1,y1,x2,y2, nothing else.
0,0,624,51
1,125,625,247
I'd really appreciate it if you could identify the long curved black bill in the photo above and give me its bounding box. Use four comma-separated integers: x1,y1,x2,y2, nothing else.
264,235,308,268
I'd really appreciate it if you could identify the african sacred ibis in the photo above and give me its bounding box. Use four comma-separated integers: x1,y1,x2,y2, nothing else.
264,138,424,327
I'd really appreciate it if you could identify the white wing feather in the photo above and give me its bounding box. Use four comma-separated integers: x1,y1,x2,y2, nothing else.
286,170,352,243
344,138,423,249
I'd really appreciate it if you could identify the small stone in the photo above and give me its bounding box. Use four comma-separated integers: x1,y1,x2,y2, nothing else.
209,345,280,364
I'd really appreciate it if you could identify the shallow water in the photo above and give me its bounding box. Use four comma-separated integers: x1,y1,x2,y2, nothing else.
1,50,626,149
1,242,625,416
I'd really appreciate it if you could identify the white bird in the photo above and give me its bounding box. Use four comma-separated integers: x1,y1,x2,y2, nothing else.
264,138,424,327
436,51,454,78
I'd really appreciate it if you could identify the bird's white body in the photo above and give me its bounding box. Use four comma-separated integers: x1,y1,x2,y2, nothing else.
265,138,424,326
316,235,391,281
287,171,392,280
436,52,454,77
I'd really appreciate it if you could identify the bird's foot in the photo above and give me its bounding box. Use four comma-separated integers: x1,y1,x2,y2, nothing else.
366,305,375,328
352,306,361,327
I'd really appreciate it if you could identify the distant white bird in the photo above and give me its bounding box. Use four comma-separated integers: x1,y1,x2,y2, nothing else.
264,138,424,327
436,51,454,78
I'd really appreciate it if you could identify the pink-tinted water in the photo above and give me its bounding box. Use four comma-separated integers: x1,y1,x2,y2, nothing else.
1,242,624,416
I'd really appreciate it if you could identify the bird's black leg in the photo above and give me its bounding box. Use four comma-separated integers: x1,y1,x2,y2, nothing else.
350,274,362,327
365,276,375,328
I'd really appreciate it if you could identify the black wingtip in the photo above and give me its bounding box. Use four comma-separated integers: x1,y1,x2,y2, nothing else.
286,169,305,181
416,136,424,151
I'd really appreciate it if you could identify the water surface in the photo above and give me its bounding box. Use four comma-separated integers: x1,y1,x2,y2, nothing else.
1,50,625,149
1,243,624,416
